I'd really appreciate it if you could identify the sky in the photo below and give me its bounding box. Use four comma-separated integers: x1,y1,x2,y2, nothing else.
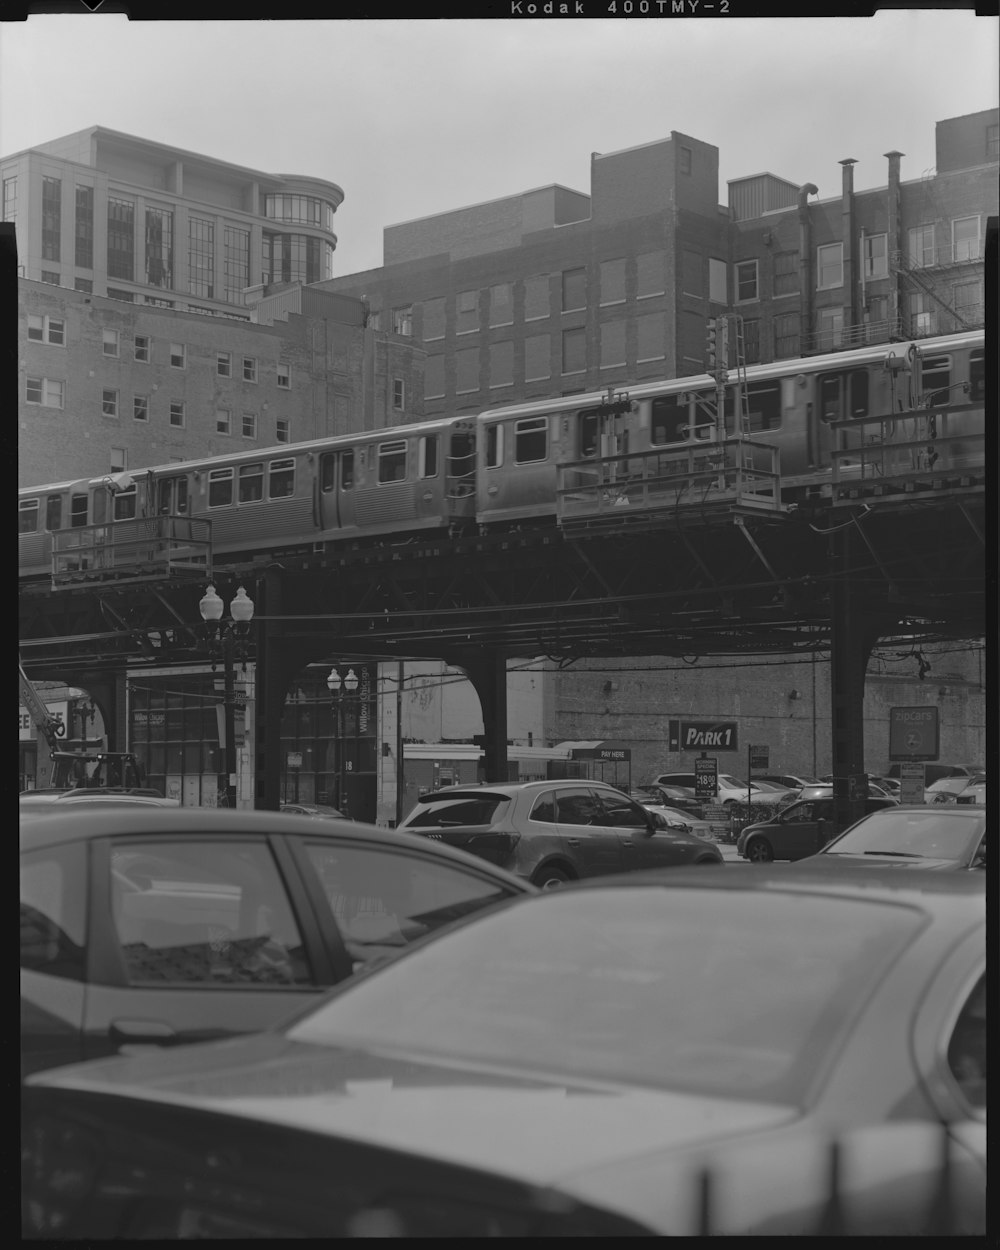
1,11,997,279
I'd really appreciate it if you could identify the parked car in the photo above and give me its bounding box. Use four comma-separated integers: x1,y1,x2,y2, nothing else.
20,808,533,1080
746,779,798,803
20,789,180,812
885,762,983,787
398,780,723,889
925,773,987,804
800,805,986,872
630,783,705,818
738,795,899,862
782,780,894,810
22,869,985,1238
754,773,818,792
956,780,986,806
653,772,776,806
634,801,719,841
280,802,348,820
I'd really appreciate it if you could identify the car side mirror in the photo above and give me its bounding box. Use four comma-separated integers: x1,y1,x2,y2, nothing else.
972,845,986,870
650,811,668,832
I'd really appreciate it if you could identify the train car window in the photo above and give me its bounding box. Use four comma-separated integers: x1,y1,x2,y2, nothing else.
419,435,439,479
378,441,407,484
112,486,137,521
849,369,869,419
580,410,599,457
208,468,234,508
46,495,63,531
726,380,782,432
515,417,548,464
969,350,984,403
486,423,504,469
239,463,265,503
269,458,295,499
19,499,40,534
921,354,951,405
818,370,869,424
176,478,188,514
70,494,88,528
342,449,354,490
320,453,335,493
651,395,690,445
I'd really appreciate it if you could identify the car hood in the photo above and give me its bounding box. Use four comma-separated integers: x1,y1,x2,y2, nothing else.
28,1032,797,1185
799,852,967,872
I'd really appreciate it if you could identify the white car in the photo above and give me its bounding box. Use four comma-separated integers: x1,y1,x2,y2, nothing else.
653,772,779,807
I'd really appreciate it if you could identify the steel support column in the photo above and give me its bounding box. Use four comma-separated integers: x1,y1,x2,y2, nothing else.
253,568,288,811
455,653,509,783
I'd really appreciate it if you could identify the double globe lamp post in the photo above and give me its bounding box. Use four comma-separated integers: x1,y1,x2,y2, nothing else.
327,666,359,816
199,584,255,809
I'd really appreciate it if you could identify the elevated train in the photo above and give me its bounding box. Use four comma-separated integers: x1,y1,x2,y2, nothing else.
18,330,985,580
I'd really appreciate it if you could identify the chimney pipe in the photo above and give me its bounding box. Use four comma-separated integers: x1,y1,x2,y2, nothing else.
840,159,858,336
885,151,904,334
798,183,818,352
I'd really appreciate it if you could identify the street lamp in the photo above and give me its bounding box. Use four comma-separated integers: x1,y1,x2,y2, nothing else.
327,666,358,816
199,584,255,809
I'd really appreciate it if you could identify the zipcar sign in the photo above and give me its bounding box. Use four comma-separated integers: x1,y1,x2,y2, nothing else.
889,706,939,762
680,721,738,752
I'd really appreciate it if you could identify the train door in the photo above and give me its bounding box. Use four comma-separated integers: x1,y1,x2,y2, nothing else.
815,368,871,460
318,448,357,536
157,474,189,516
447,423,476,521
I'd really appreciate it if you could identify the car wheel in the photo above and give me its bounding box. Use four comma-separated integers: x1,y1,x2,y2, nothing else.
533,866,571,890
745,838,774,863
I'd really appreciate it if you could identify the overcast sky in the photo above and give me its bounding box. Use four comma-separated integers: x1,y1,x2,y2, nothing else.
1,12,997,278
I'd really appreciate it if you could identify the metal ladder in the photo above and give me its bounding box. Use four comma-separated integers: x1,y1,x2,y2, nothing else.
730,315,754,472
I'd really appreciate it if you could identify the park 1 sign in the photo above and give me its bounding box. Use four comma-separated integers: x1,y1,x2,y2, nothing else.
669,720,739,752
889,706,940,762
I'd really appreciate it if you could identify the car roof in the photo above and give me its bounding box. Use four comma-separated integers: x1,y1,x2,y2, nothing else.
414,779,624,801
18,807,533,888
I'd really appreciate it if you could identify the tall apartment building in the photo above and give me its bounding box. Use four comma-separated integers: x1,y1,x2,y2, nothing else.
324,109,996,417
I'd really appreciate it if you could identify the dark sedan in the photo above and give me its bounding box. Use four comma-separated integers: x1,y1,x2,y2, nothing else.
22,869,984,1237
20,807,533,1080
738,795,898,862
800,805,986,871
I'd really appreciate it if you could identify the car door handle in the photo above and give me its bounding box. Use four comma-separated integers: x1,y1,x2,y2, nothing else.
110,1019,177,1045
566,838,581,846
621,841,634,848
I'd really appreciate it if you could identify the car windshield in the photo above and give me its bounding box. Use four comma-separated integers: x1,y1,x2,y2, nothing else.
403,794,510,828
289,887,921,1105
824,809,986,860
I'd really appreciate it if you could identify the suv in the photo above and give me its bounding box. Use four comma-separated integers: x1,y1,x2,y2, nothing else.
653,772,776,807
398,780,723,888
738,795,898,862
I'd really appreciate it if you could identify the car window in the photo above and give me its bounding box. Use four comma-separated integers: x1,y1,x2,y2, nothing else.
947,975,986,1110
110,840,312,987
529,792,557,823
302,843,518,967
826,810,985,861
555,791,601,825
403,796,508,828
591,791,649,827
780,803,809,822
658,775,695,789
20,843,88,981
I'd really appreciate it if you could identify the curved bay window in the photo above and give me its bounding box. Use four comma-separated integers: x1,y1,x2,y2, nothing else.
129,674,223,806
264,193,336,234
263,232,335,286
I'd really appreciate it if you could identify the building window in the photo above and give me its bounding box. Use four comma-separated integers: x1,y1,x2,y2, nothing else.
637,312,666,363
816,307,844,351
133,395,149,421
26,377,65,408
708,257,727,305
424,355,445,401
223,225,250,304
908,224,935,269
144,296,174,309
41,176,61,261
524,334,550,382
392,305,413,336
188,217,214,299
102,389,119,418
600,258,627,306
953,280,982,321
107,197,135,281
680,250,702,299
637,251,666,299
988,123,999,159
107,288,134,303
908,293,935,337
774,312,800,358
455,347,479,394
242,412,257,439
422,296,446,341
2,175,16,223
741,318,761,365
277,363,290,389
562,327,586,374
817,243,843,290
489,283,513,328
276,419,290,444
735,259,759,303
75,185,94,270
600,321,626,369
524,274,550,321
170,342,185,369
679,145,692,175
110,447,127,474
102,328,119,357
264,193,336,232
561,268,586,312
41,270,60,286
366,308,381,331
862,233,888,279
489,341,513,389
774,250,799,297
217,351,231,377
134,334,150,363
169,401,185,428
456,290,478,335
74,278,92,293
243,357,257,383
952,216,981,262
28,314,64,345
216,408,231,435
263,232,333,286
392,378,405,410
